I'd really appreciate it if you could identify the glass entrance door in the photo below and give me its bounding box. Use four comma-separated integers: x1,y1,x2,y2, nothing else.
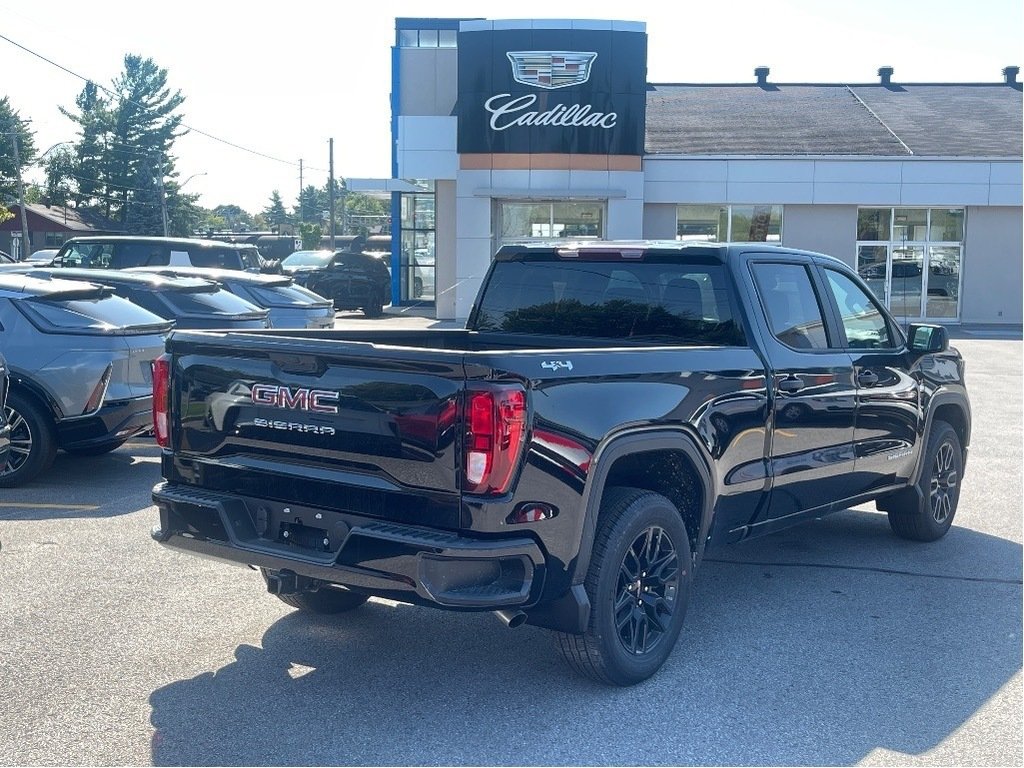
856,208,964,322
856,243,962,322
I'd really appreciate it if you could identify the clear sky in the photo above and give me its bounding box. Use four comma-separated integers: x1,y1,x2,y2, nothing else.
1,0,1020,214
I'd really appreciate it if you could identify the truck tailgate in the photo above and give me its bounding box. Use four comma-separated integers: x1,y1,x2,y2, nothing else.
165,332,464,528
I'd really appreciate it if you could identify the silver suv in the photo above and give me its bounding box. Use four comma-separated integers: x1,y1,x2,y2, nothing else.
0,273,171,486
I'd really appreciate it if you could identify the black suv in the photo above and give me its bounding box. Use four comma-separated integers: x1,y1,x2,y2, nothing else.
285,250,391,317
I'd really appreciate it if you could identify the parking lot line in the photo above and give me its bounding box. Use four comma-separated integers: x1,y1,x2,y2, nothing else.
0,502,100,511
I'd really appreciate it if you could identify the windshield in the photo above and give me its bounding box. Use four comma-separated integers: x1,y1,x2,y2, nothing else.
282,251,333,268
472,259,746,345
16,294,171,335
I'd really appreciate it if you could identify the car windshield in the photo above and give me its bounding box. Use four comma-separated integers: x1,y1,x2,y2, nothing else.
283,251,334,268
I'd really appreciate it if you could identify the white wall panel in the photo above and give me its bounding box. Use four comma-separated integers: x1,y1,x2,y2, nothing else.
528,170,571,189
606,199,644,240
989,163,1023,184
643,180,728,203
726,181,814,203
989,184,1024,206
608,171,644,199
643,159,728,182
812,182,902,205
490,170,532,190
727,160,816,182
813,161,903,183
900,162,991,184
568,170,611,190
456,170,492,198
455,197,492,239
900,184,990,206
398,151,457,180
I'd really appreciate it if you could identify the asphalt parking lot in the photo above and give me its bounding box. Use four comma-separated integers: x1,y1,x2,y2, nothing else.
0,328,1020,766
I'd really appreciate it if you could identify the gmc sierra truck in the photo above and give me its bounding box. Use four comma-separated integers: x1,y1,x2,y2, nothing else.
150,242,970,685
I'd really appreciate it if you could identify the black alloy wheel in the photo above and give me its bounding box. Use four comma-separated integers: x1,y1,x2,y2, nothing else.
929,440,958,525
0,392,58,487
615,525,680,656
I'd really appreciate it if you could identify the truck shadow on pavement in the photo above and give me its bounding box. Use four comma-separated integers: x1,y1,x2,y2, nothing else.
149,510,1022,766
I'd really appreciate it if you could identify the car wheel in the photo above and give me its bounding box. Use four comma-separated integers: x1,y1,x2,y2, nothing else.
363,293,384,318
261,569,369,614
63,439,128,457
554,487,692,686
886,420,962,542
0,391,58,487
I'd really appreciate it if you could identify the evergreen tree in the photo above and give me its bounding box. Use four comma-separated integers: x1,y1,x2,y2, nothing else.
295,184,323,224
59,81,110,209
0,97,36,205
263,190,289,232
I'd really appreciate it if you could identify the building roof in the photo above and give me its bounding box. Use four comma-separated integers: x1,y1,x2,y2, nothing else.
0,204,125,233
645,83,1024,157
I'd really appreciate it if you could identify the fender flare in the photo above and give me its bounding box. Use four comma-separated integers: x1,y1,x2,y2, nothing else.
572,428,715,586
911,390,971,486
6,371,63,421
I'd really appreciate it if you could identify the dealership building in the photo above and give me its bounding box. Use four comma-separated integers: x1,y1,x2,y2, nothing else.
368,17,1022,326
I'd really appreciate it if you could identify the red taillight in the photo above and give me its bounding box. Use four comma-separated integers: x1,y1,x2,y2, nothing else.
152,354,171,448
464,384,527,495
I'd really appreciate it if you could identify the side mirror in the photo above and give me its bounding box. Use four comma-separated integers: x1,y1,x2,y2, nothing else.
908,323,949,354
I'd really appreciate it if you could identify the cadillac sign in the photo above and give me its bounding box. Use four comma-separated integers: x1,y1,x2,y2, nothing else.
457,28,646,155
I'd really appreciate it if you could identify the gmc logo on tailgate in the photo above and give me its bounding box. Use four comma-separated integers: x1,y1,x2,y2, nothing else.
251,384,340,414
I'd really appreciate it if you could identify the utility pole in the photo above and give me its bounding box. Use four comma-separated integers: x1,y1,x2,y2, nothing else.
156,154,168,236
328,139,336,251
298,158,303,221
7,129,32,259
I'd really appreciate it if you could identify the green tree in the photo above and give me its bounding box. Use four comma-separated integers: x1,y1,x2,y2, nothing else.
0,97,36,205
42,146,76,207
59,81,111,208
295,184,323,224
298,222,322,249
263,190,289,232
0,204,12,224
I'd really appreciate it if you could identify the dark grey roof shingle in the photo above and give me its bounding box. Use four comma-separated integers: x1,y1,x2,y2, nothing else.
644,83,1023,157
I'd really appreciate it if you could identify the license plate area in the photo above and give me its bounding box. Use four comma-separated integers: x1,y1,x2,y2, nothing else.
278,520,332,552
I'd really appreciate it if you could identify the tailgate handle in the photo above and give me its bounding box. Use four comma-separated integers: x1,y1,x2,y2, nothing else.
270,353,324,376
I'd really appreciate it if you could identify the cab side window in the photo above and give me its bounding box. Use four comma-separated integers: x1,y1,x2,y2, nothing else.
823,269,894,349
751,263,830,350
114,242,169,268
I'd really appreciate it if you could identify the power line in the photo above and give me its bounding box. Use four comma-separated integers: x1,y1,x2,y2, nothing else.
0,31,328,172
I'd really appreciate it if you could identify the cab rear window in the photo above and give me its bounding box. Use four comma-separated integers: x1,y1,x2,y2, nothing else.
16,294,171,335
472,260,745,345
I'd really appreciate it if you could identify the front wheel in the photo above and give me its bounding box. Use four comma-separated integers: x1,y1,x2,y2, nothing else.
886,420,963,541
555,487,692,686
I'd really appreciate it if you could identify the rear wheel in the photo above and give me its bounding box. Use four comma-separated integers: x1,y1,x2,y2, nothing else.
0,391,57,487
555,487,692,686
260,569,369,614
886,420,963,541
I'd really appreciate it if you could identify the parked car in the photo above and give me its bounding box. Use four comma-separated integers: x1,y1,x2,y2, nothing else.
53,236,272,273
23,248,60,265
0,250,15,263
0,273,172,486
21,268,271,331
411,249,435,299
284,250,391,317
129,266,335,329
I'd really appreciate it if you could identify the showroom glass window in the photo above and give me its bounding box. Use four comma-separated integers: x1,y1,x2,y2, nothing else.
676,205,783,242
400,186,435,302
398,28,457,47
496,201,605,249
855,207,964,321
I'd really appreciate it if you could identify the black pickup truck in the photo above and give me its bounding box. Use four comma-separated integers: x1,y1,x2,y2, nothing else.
150,241,970,685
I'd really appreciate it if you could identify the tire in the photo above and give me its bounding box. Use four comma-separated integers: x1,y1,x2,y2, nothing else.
0,391,58,487
63,439,128,457
554,487,692,686
363,293,384,318
260,569,369,614
887,420,963,542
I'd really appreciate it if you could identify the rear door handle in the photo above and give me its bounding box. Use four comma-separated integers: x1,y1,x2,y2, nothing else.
777,375,805,394
857,369,880,386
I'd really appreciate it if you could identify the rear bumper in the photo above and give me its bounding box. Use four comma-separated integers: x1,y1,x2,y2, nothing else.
57,396,153,451
151,482,546,610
